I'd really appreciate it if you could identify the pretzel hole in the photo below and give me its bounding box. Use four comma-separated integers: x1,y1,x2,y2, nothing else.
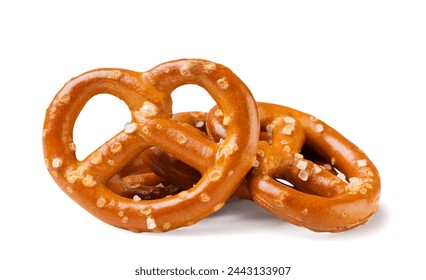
274,178,295,188
171,85,216,114
74,94,131,160
300,146,346,181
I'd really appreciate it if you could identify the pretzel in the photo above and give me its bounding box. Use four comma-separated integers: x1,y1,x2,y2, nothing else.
207,102,381,232
42,59,259,232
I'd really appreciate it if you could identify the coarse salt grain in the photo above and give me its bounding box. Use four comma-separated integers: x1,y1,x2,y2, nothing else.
139,101,158,117
281,125,294,135
296,160,308,170
283,116,296,125
323,163,332,170
298,169,309,181
357,159,367,167
313,164,322,174
146,217,157,230
315,123,324,133
51,158,63,168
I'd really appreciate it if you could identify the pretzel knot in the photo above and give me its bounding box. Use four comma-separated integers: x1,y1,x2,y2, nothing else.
114,112,252,200
42,59,259,232
207,102,381,232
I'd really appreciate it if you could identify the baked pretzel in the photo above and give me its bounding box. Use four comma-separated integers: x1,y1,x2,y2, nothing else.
42,59,259,232
207,102,381,232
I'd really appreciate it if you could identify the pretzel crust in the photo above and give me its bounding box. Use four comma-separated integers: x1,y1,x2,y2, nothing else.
43,59,259,232
207,102,380,232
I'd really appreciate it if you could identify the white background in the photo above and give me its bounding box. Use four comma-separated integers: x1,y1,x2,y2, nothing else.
1,0,425,279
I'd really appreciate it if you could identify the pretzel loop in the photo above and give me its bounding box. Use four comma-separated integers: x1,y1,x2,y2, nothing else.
44,69,150,182
43,59,259,232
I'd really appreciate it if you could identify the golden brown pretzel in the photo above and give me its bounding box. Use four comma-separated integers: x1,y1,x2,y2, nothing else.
42,59,259,232
207,102,380,232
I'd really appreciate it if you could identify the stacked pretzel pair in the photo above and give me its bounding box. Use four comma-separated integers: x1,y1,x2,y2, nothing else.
43,59,380,233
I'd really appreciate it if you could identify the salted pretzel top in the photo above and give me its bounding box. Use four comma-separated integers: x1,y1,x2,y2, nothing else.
207,102,380,232
43,59,259,232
